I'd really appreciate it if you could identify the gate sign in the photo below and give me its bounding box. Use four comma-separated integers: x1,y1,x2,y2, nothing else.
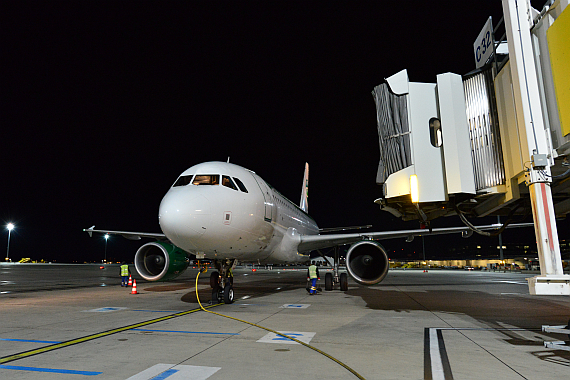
473,17,494,69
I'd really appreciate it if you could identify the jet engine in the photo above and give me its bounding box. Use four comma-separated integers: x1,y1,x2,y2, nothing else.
345,240,389,285
134,241,189,281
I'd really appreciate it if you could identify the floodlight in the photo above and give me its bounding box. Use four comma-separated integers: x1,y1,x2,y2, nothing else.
410,175,419,203
6,223,15,261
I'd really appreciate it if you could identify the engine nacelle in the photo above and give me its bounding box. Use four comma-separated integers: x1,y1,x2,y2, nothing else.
134,241,189,281
345,240,389,285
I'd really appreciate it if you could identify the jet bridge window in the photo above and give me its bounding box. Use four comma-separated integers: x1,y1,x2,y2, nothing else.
222,175,238,191
429,117,442,147
173,175,194,187
233,177,248,193
192,175,219,185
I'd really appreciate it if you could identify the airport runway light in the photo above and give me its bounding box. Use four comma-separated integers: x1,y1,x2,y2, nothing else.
6,223,15,261
104,234,109,263
410,175,419,203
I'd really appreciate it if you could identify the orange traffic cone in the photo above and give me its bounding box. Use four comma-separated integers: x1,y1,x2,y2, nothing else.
128,275,132,286
131,279,138,295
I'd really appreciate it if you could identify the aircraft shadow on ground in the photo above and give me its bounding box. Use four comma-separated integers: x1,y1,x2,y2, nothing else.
143,275,308,304
346,285,570,364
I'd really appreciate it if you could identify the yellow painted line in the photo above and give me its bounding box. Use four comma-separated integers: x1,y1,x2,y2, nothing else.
0,303,221,365
195,271,366,380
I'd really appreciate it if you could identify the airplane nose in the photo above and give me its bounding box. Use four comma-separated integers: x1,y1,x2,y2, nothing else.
158,190,211,245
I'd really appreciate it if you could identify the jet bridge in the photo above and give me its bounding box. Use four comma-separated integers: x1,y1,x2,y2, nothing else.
372,0,570,294
373,0,570,222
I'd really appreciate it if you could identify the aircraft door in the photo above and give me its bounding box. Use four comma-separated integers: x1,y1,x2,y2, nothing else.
251,174,273,222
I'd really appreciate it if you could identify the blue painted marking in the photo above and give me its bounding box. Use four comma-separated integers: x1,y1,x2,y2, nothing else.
0,338,62,344
273,333,303,341
150,369,179,380
286,305,303,308
133,328,239,335
0,364,102,376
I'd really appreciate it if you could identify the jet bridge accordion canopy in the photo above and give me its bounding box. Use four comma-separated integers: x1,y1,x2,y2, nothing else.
463,68,505,190
372,84,412,185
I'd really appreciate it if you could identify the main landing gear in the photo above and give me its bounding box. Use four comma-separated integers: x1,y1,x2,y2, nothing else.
210,259,236,304
323,247,348,292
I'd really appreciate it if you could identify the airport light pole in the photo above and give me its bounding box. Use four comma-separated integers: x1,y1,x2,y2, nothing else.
104,234,109,263
6,223,14,262
497,216,503,262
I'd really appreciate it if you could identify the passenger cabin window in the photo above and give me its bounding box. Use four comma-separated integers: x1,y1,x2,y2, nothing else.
222,175,238,190
233,177,248,193
173,175,193,187
192,175,219,185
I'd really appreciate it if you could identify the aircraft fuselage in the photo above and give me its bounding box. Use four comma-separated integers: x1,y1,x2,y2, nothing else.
158,162,319,264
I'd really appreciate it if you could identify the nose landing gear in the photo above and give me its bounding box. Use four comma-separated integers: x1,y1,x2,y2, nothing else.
210,259,236,304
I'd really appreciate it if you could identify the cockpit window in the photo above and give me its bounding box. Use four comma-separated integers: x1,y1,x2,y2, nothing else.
222,175,238,190
192,175,220,185
233,177,248,193
173,175,193,187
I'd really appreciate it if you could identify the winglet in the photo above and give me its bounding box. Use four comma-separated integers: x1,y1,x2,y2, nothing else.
299,162,309,213
84,225,95,238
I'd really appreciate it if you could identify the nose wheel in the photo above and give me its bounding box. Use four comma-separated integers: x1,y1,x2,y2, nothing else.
211,282,234,304
223,283,234,303
211,286,221,304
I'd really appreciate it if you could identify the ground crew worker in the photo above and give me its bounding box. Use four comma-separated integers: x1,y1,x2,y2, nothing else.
120,262,130,287
225,259,235,286
307,261,320,295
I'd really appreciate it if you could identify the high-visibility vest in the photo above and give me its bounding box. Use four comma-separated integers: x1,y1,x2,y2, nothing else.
308,265,318,279
120,265,129,276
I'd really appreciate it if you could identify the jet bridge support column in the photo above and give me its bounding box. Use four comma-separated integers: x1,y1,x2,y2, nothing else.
502,0,570,294
526,172,569,294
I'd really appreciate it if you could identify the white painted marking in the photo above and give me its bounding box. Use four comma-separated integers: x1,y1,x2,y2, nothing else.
83,307,128,313
257,331,315,345
240,295,250,300
279,304,310,309
125,364,220,380
429,328,445,380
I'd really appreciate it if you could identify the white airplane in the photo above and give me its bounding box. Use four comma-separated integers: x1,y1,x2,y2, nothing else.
85,161,532,303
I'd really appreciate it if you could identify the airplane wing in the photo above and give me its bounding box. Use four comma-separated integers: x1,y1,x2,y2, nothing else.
298,222,534,253
83,226,167,241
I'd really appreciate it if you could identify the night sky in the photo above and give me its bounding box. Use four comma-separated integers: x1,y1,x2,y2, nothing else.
2,1,563,263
